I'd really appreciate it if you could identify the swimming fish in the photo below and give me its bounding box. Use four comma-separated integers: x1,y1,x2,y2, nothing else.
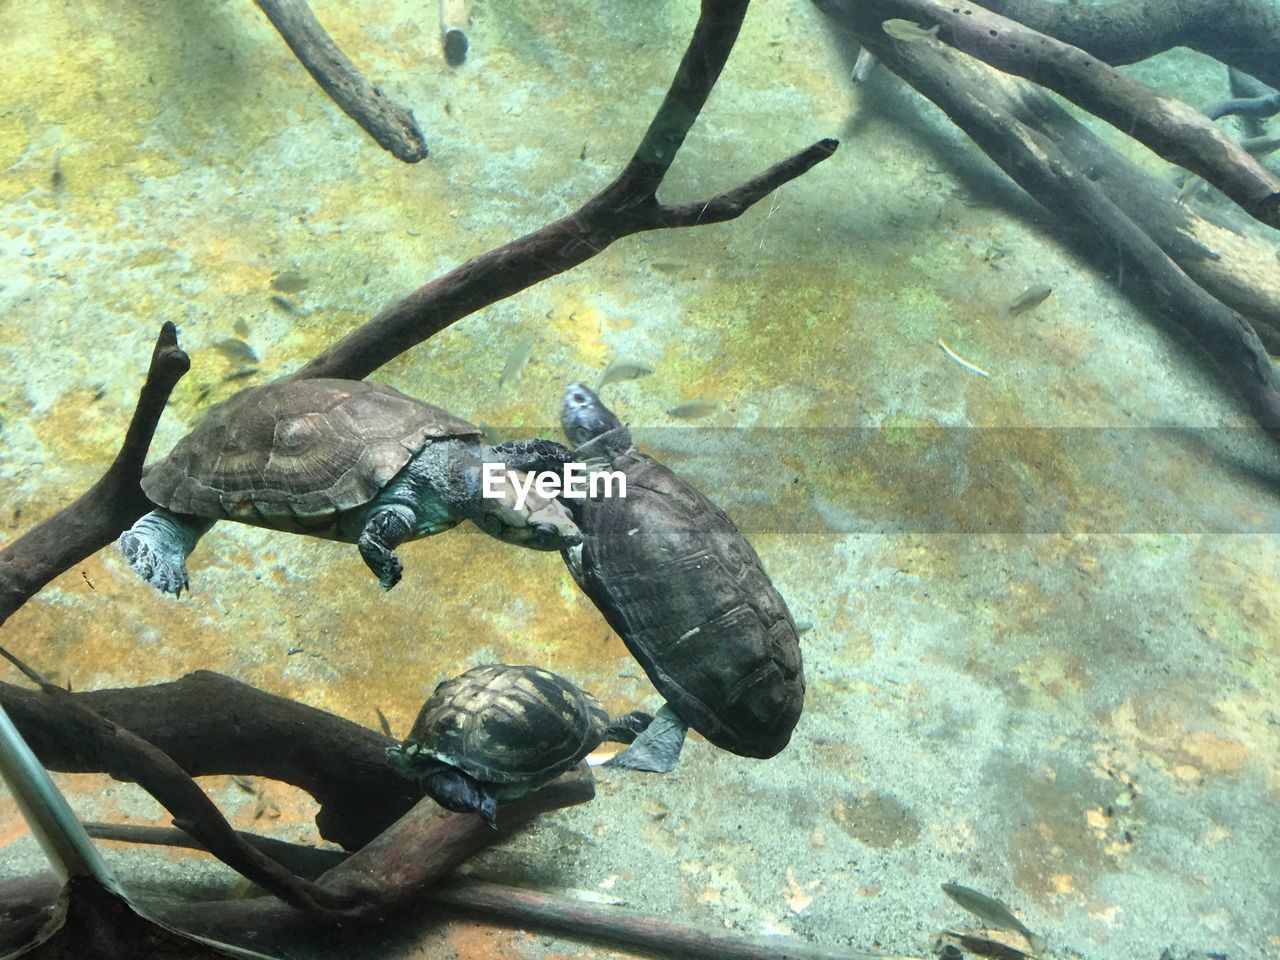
941,883,1047,956
232,317,251,338
231,775,258,795
882,19,940,42
271,269,309,293
375,707,394,739
852,48,878,83
667,400,718,419
596,360,655,390
212,338,258,364
1002,284,1052,317
498,335,535,387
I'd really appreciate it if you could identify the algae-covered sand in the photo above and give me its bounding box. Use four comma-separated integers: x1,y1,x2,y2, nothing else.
1,1,1277,958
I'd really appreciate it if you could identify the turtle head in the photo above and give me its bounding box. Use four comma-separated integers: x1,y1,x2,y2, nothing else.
469,467,582,551
561,382,633,459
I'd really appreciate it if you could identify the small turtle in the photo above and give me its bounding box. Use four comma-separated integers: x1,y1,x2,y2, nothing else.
120,378,581,595
559,382,805,773
388,663,651,827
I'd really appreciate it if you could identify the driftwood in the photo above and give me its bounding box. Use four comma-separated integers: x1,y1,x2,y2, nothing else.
0,324,188,633
873,0,1280,229
0,671,417,851
14,681,357,916
975,0,1280,91
253,0,428,163
816,0,1280,438
78,825,908,960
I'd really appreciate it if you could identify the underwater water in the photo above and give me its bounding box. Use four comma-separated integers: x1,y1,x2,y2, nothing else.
1,0,1278,958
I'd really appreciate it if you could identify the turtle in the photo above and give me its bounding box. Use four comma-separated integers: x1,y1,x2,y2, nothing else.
557,381,805,773
387,663,652,827
119,377,581,595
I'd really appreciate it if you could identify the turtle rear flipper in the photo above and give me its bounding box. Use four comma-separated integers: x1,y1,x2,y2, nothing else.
118,509,214,597
604,704,686,773
422,768,499,829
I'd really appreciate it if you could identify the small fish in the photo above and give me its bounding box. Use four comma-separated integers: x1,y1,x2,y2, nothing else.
223,367,258,383
648,261,685,273
269,295,299,314
375,707,393,739
852,48,878,83
498,335,535,387
882,19,940,42
596,360,655,390
941,883,1047,956
667,400,718,419
212,338,258,364
231,775,258,795
253,791,280,820
270,269,309,293
1175,174,1204,206
232,317,251,338
1002,284,1053,317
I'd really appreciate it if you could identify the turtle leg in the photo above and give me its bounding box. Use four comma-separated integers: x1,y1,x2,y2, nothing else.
603,709,654,744
357,504,417,591
486,438,573,474
421,769,499,829
603,703,686,773
118,509,214,597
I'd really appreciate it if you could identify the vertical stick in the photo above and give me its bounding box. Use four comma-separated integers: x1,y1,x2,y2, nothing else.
440,0,468,65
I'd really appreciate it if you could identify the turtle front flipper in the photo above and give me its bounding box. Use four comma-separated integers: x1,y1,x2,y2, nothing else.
357,504,417,590
604,703,686,773
421,768,499,829
118,509,214,597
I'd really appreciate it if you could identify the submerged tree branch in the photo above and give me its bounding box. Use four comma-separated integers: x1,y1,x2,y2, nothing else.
975,0,1280,91
297,0,837,381
0,670,416,851
815,0,1280,438
78,825,904,960
873,0,1280,229
0,323,189,632
254,0,428,163
29,682,356,915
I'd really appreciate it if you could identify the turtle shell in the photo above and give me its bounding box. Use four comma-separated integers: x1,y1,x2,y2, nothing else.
570,449,804,759
405,664,609,784
141,378,481,534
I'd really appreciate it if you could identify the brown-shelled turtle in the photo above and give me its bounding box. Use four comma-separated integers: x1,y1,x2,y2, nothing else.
387,663,651,827
119,378,581,595
559,382,805,773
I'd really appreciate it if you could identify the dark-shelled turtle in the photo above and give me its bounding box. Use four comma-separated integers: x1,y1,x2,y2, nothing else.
388,663,651,827
559,382,805,772
120,378,580,595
